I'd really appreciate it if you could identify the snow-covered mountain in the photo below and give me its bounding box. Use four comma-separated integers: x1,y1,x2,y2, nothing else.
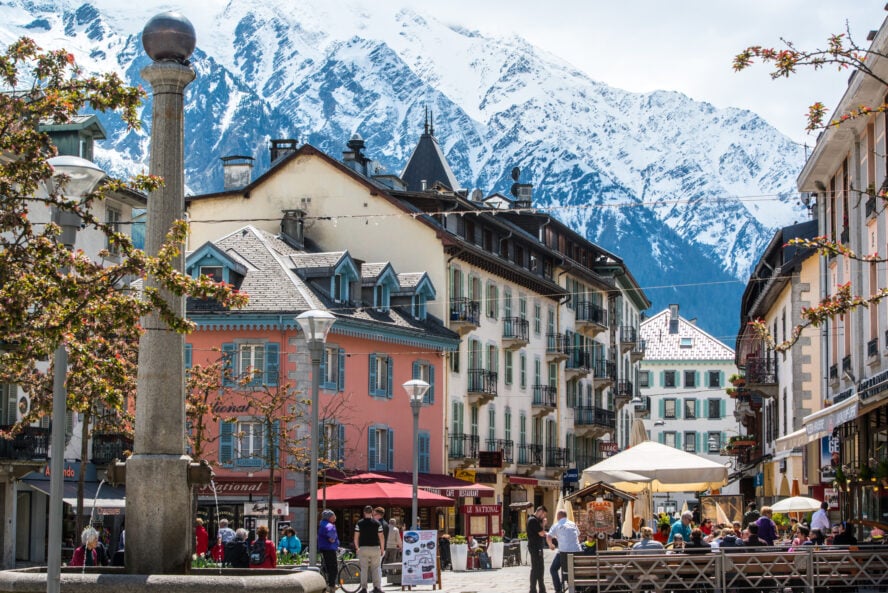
0,0,808,341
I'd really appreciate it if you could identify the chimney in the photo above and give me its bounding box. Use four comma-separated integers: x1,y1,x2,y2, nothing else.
509,167,532,208
221,155,254,190
280,209,306,249
342,133,369,176
270,139,298,165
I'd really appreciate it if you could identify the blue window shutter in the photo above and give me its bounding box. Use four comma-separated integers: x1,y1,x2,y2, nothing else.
386,356,393,399
387,428,394,470
185,343,192,369
660,371,665,387
368,426,377,471
337,423,346,468
696,400,701,419
319,349,328,389
419,432,430,473
720,399,726,418
427,365,435,405
265,343,280,386
369,354,377,396
412,360,420,380
696,432,701,453
219,422,233,465
658,431,664,445
658,398,665,418
222,343,236,386
338,349,346,391
266,420,280,467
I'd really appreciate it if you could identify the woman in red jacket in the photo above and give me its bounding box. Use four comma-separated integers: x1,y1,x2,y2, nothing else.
70,526,100,567
248,525,276,568
195,518,209,557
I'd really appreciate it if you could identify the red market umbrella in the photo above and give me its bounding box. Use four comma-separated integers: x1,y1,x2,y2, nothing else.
287,480,456,508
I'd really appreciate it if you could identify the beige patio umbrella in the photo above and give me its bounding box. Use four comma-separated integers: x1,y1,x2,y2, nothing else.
715,501,731,526
628,420,651,527
621,500,635,537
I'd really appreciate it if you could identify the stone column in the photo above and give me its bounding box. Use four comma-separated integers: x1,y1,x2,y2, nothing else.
126,14,196,575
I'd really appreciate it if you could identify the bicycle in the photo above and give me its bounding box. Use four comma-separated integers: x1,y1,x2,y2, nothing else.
317,547,361,593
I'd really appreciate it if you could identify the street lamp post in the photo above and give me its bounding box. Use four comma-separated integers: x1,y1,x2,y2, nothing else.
43,156,106,593
296,310,336,567
402,379,430,530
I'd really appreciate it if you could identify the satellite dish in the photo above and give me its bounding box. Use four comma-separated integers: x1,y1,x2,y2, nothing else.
511,167,520,182
471,189,483,202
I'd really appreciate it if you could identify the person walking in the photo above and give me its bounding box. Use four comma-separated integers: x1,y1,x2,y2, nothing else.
753,506,777,546
742,502,760,529
547,509,582,593
810,501,830,542
527,505,548,593
217,518,236,545
195,518,209,557
373,507,391,584
354,505,384,593
319,510,340,593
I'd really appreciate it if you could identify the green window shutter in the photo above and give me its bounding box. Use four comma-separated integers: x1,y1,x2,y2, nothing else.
658,432,665,445
386,356,394,399
222,343,236,386
696,432,702,453
427,365,435,405
412,360,421,380
369,354,377,396
185,343,192,369
338,349,346,391
659,398,665,419
660,371,665,387
419,432,430,473
219,422,233,465
696,399,701,419
264,343,279,386
720,399,726,418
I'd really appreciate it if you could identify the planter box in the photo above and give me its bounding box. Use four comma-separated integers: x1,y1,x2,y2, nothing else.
450,544,468,572
487,541,504,569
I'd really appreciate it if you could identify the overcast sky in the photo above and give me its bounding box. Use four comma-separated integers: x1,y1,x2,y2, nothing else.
405,0,883,145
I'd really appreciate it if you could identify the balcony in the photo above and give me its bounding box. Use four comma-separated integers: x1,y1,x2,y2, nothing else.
633,395,650,419
484,439,514,464
867,195,878,219
449,298,480,335
829,363,839,383
868,337,879,361
744,356,777,398
449,433,479,461
614,381,634,404
546,333,570,362
722,438,761,466
630,339,646,363
841,356,853,383
592,360,616,390
502,317,529,351
517,443,543,468
91,433,133,466
575,454,603,471
573,406,615,438
531,385,557,417
545,447,569,469
565,349,591,379
619,326,637,354
467,369,498,405
0,426,49,462
575,301,608,337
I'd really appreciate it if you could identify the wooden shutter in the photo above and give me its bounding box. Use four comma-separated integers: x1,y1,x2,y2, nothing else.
387,428,394,470
338,348,346,391
427,365,435,405
265,343,280,386
368,426,377,470
219,421,233,465
386,356,393,399
369,354,377,396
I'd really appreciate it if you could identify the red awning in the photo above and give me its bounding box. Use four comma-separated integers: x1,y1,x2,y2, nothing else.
287,481,456,508
507,476,538,485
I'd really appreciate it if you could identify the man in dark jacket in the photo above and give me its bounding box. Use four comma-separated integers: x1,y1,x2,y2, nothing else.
224,528,250,568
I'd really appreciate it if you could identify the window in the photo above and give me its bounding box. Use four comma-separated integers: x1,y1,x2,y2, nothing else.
488,406,496,442
707,371,721,388
321,421,345,468
199,266,223,283
0,384,16,425
333,273,346,303
663,431,676,448
219,420,279,467
707,432,721,453
450,344,460,373
684,432,696,452
566,380,576,408
519,353,527,389
503,289,512,318
534,357,541,387
684,399,696,419
638,371,651,388
684,370,696,388
664,371,677,388
707,399,721,420
412,292,427,320
369,354,393,398
106,207,121,255
487,345,499,374
533,303,541,334
548,362,557,389
368,425,394,471
320,346,345,391
222,341,280,387
519,295,527,320
504,407,512,444
663,398,677,419
487,283,499,318
680,337,693,348
412,360,435,404
504,351,513,384
418,431,430,473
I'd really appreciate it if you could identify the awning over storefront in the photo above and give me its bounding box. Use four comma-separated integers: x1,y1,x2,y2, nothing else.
774,427,810,452
23,478,126,510
803,395,858,441
372,471,495,498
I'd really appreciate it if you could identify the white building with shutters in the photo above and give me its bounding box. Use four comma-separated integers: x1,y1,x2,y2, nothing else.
638,305,739,510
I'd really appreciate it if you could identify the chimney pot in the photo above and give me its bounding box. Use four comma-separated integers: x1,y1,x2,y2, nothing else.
221,155,254,190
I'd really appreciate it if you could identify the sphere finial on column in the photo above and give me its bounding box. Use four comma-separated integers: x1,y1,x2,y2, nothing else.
142,11,196,63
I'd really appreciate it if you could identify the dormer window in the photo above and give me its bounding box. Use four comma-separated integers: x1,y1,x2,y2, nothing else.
200,266,224,283
333,273,347,303
413,293,427,319
331,255,360,304
409,273,436,321
375,283,390,311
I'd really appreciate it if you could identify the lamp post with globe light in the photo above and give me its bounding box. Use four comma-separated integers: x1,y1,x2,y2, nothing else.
44,155,106,593
296,310,336,567
402,379,430,530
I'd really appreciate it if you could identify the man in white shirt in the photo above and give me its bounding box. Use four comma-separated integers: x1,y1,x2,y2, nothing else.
810,501,830,543
547,510,582,593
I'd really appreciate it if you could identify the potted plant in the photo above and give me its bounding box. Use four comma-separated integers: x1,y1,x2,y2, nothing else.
450,535,468,571
517,532,528,565
487,535,504,569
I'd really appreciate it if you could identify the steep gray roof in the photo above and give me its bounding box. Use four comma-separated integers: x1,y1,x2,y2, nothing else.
400,124,460,192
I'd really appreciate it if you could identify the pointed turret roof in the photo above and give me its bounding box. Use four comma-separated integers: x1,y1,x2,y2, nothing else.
400,108,460,192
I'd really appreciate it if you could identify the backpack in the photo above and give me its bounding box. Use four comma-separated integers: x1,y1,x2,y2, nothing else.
249,539,267,565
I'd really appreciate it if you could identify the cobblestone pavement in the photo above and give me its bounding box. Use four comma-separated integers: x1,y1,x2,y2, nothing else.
382,549,557,593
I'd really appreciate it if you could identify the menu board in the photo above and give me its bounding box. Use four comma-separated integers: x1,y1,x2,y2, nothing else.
401,530,438,586
586,501,615,535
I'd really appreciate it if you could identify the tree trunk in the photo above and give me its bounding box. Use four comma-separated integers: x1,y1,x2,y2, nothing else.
266,418,275,539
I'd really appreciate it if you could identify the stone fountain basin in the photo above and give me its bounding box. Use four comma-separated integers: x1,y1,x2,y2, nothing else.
0,566,325,593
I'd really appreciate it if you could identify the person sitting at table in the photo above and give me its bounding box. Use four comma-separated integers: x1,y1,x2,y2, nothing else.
700,518,713,537
631,527,665,554
744,523,764,547
715,527,743,549
753,506,778,545
685,528,710,554
670,533,685,552
653,523,670,544
667,511,693,545
467,535,482,553
581,533,597,555
833,522,858,546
